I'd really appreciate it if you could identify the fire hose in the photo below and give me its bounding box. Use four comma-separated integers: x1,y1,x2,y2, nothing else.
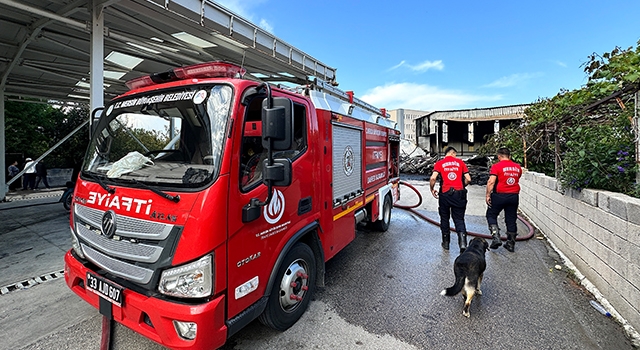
100,317,113,350
395,180,535,241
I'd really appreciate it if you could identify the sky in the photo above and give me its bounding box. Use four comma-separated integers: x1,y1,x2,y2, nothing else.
214,0,640,112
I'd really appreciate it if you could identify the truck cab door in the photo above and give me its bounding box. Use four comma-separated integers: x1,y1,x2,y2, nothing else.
226,93,315,320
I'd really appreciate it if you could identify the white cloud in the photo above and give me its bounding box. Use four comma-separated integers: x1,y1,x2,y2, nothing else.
388,60,444,72
482,73,542,88
411,60,444,71
359,82,502,111
258,19,274,33
553,60,567,67
215,0,274,33
388,60,406,71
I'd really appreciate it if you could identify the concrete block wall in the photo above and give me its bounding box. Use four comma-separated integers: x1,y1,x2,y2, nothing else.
519,171,640,337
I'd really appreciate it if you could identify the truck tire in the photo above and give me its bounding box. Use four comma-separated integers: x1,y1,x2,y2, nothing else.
371,194,392,232
259,242,316,331
62,191,73,211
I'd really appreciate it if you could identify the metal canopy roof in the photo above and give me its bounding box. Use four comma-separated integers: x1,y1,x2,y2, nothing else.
0,0,339,201
0,0,338,105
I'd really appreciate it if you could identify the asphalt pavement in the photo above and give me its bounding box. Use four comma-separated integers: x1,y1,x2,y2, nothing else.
0,179,635,349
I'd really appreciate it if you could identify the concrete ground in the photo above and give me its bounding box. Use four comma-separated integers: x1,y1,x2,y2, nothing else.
0,178,635,349
223,179,635,349
0,188,67,287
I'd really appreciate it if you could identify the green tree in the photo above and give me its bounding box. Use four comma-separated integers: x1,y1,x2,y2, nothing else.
5,101,89,168
108,127,170,161
479,41,640,198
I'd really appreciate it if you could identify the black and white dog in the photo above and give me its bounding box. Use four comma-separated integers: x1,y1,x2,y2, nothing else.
440,237,489,317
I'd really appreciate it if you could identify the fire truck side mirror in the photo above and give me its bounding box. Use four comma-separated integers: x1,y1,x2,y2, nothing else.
262,158,292,187
261,97,293,150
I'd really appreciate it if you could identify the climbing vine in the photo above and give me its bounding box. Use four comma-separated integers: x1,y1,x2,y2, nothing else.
479,40,640,198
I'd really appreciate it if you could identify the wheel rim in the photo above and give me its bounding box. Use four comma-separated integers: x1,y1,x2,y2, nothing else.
279,258,309,313
383,198,391,223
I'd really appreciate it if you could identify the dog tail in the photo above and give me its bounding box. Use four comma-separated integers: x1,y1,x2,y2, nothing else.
440,275,464,296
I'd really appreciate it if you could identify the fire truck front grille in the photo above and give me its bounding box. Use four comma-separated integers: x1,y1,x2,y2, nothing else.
75,204,173,240
76,224,162,263
81,244,154,284
74,203,179,286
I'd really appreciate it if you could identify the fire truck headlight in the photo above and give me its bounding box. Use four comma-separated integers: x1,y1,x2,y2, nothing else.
173,320,197,340
158,255,213,298
70,227,85,259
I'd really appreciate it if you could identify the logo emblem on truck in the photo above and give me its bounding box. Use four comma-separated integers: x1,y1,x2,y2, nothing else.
101,210,117,239
343,146,354,176
264,189,285,224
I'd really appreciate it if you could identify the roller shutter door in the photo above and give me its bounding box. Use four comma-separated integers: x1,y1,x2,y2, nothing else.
332,123,362,206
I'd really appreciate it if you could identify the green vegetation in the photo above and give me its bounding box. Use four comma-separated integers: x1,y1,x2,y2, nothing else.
108,127,170,161
5,101,89,169
479,41,640,198
5,103,173,170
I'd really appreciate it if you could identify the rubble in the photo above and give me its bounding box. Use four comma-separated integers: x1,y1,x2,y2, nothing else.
400,139,426,158
466,155,490,185
399,145,491,186
399,154,436,175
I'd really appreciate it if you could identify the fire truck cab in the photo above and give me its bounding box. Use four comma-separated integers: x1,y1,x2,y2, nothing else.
64,61,400,349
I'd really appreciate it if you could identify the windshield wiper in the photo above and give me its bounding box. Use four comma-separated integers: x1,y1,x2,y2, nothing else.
86,172,116,194
131,179,180,203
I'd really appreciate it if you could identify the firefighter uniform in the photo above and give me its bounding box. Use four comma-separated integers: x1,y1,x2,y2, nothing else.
486,155,522,252
431,153,470,252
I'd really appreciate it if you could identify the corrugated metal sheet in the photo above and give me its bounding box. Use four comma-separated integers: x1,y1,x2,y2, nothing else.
0,0,337,103
429,104,528,122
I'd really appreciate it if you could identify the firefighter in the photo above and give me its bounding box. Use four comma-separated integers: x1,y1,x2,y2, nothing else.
485,147,523,252
429,146,472,253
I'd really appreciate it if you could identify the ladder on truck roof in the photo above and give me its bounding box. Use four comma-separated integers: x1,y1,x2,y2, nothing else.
152,0,337,86
306,79,399,131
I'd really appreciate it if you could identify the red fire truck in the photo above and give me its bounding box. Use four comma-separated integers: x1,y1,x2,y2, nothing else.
64,61,401,349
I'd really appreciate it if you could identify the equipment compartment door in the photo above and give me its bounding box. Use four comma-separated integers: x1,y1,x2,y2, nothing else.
332,123,362,206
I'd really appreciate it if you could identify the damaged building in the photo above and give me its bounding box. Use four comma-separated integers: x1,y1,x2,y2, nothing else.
415,104,528,156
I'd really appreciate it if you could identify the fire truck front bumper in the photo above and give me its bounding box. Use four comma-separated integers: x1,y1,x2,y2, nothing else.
64,251,227,349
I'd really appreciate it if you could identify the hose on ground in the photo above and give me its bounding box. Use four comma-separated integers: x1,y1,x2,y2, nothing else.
395,180,534,241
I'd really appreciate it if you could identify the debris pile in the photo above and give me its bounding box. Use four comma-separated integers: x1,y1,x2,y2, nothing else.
465,155,490,185
399,141,491,185
399,140,435,175
399,153,436,175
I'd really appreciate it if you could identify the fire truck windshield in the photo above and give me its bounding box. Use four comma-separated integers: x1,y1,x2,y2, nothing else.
82,84,232,189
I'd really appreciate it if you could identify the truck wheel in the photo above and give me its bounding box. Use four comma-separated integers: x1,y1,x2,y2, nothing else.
63,192,73,211
259,242,316,331
371,194,392,232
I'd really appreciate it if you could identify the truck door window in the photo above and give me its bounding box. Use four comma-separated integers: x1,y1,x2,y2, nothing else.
240,99,306,191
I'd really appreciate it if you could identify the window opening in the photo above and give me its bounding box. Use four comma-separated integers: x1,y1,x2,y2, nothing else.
239,98,307,191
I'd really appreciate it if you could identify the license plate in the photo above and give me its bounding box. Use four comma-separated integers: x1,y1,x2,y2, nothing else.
86,272,124,307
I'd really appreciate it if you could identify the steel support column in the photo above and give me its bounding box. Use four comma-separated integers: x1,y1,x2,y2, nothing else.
1,89,6,201
90,0,105,137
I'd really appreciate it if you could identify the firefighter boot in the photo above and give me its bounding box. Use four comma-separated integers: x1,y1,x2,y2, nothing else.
489,224,502,249
441,232,450,250
458,231,468,253
505,232,517,252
